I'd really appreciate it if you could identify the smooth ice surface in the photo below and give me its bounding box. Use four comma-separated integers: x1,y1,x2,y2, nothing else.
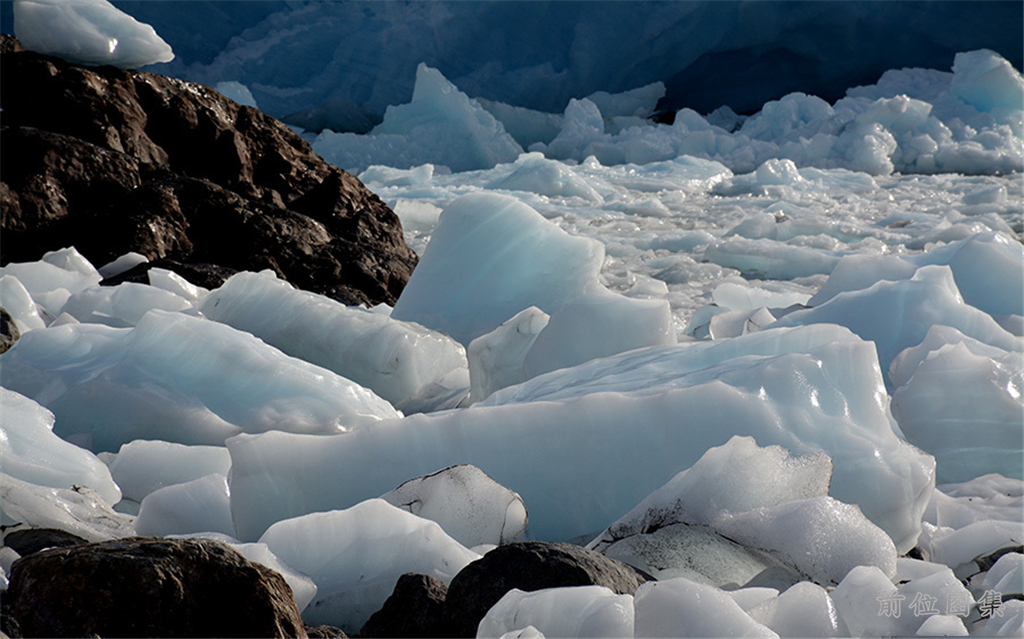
0,473,135,541
62,282,195,328
982,552,1023,595
772,265,1023,382
0,310,399,451
228,324,934,553
746,581,848,637
199,270,468,407
313,64,522,173
890,340,1023,483
0,250,103,318
134,473,234,538
391,193,605,344
713,496,898,585
380,464,527,548
97,252,148,279
633,577,778,638
927,474,1024,531
924,519,1024,571
0,388,121,505
915,615,969,636
830,565,902,639
891,566,974,637
107,439,231,503
257,499,479,633
468,306,550,403
13,0,173,68
147,268,209,305
0,276,47,333
477,586,634,639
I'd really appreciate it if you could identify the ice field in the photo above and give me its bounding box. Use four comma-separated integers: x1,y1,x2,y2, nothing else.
2,1,1024,637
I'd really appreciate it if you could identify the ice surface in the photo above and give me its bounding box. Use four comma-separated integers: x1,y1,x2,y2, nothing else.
915,614,969,636
391,193,605,344
0,388,121,505
477,586,634,639
772,265,1023,383
927,474,1024,533
0,473,135,541
0,250,103,318
976,599,1024,637
199,270,468,407
951,49,1024,115
257,499,479,632
890,340,1023,483
13,0,173,68
134,473,234,538
214,80,258,108
0,275,48,333
313,64,522,174
489,153,602,203
468,307,550,403
97,252,149,279
62,282,196,328
379,464,527,548
0,310,399,451
889,566,974,636
633,577,778,638
147,268,208,304
107,439,231,503
830,565,902,638
982,552,1023,595
228,325,934,553
924,519,1024,572
746,581,848,637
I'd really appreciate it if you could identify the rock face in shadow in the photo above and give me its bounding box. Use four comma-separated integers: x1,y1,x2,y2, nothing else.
443,541,654,637
0,34,417,306
360,573,449,638
6,536,308,638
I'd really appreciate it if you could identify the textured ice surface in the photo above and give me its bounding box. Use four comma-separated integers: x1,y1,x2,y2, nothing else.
0,388,121,505
107,439,231,503
982,552,1023,595
468,306,550,403
98,252,148,279
199,270,467,407
257,499,479,632
490,152,602,203
915,614,969,636
147,268,209,304
0,310,399,451
0,249,103,318
923,519,1024,572
0,473,135,541
746,581,848,637
890,566,975,637
633,577,778,638
134,473,234,538
379,464,527,548
391,193,605,344
62,282,195,328
228,324,934,553
13,0,173,68
0,276,48,333
477,586,634,639
927,474,1024,531
830,565,902,639
891,339,1023,483
313,64,522,173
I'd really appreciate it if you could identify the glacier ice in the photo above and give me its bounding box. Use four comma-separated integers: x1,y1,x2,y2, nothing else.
468,306,550,403
981,552,1023,596
379,464,527,548
915,615,969,636
391,193,605,344
0,388,121,505
830,565,903,639
0,276,48,333
0,310,399,451
633,577,778,638
477,586,634,639
227,324,934,553
257,499,479,633
199,270,468,407
134,473,234,538
0,250,103,318
13,0,173,68
62,282,196,328
746,581,848,637
0,473,135,541
107,439,231,503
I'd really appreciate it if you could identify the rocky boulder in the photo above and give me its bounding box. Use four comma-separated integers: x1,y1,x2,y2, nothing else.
0,34,417,307
443,541,653,637
0,307,19,354
360,573,449,638
6,536,307,638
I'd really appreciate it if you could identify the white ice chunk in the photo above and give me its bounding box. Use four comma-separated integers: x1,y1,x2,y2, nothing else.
831,565,901,639
257,499,479,633
982,552,1023,595
391,193,605,344
713,496,898,585
521,284,676,379
915,615,969,636
107,439,231,503
228,324,934,554
97,252,149,279
478,586,634,639
928,474,1024,531
134,473,234,538
976,599,1024,637
0,275,48,333
951,49,1024,114
379,464,527,548
889,324,1016,388
925,519,1023,573
729,587,780,612
893,567,974,636
0,252,104,318
147,268,209,305
0,311,399,452
0,387,121,504
747,581,848,637
0,473,135,541
711,280,811,312
468,306,550,403
890,340,1023,483
62,282,195,327
13,0,174,68
215,81,258,108
586,81,665,119
199,270,467,407
490,153,602,203
633,577,778,638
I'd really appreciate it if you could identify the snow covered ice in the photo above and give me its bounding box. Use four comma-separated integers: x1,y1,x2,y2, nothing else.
2,5,1024,636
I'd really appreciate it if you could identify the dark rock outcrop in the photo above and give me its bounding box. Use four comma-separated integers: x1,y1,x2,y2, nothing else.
443,541,653,637
360,573,449,638
6,536,307,638
1,527,88,556
0,307,20,354
0,34,417,307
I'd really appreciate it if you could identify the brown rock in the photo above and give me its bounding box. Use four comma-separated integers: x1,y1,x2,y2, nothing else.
0,307,20,354
0,37,417,307
7,536,307,638
360,573,449,638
